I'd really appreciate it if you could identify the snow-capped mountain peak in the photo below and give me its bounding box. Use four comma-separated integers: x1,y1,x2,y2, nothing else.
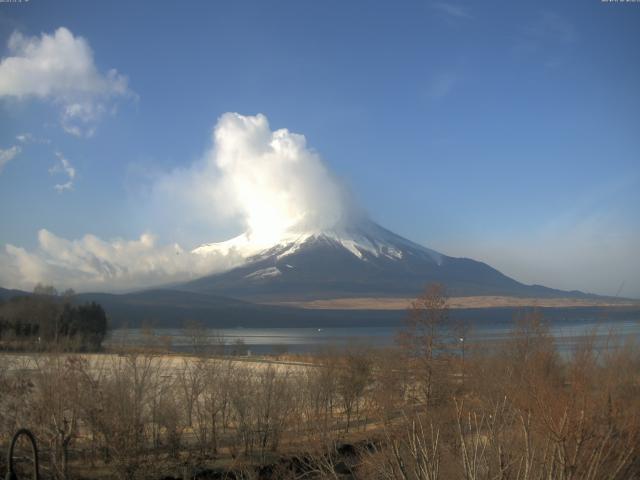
183,219,583,300
191,220,443,266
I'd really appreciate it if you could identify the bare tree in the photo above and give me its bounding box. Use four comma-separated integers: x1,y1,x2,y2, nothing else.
397,283,450,405
370,347,410,424
253,365,296,461
177,357,205,428
337,347,372,433
183,320,211,355
304,349,339,440
364,415,441,480
28,354,81,480
198,358,234,454
74,351,167,480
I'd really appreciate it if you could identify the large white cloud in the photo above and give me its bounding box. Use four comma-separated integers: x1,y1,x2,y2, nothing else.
152,113,352,245
0,27,133,136
0,230,244,293
1,113,355,292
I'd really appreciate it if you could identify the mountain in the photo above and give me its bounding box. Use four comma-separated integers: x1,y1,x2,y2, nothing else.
0,287,29,301
183,219,594,301
74,289,295,328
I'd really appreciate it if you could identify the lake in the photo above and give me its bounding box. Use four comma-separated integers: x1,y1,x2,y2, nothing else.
105,315,640,356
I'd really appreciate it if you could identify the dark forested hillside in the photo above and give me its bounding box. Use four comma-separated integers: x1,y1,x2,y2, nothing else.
0,290,107,350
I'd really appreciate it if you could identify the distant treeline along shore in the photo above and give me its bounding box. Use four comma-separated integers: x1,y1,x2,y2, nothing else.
0,284,107,351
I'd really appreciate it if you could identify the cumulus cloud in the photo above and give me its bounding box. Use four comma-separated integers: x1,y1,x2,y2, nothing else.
49,151,76,192
152,112,355,245
0,145,21,174
0,27,134,136
1,113,356,292
0,230,245,293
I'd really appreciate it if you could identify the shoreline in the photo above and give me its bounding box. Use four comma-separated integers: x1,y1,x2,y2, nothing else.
270,295,640,310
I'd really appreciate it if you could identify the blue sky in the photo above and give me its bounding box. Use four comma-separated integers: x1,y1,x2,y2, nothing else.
0,1,639,296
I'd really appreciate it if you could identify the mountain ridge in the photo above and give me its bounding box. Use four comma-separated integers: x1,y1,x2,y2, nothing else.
183,219,603,301
2,287,635,330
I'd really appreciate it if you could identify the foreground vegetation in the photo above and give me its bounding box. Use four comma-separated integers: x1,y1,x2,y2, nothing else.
0,285,638,479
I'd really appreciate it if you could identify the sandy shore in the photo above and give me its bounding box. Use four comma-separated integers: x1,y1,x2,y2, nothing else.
271,296,640,310
0,351,314,375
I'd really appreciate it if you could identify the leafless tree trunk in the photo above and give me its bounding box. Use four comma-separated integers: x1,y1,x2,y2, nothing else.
397,283,450,405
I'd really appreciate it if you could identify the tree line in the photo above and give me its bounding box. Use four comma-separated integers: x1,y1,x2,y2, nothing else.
0,284,108,351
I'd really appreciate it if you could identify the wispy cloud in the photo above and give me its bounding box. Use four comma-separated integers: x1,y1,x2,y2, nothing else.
16,132,51,144
49,151,76,192
431,2,472,20
0,145,21,174
0,27,135,137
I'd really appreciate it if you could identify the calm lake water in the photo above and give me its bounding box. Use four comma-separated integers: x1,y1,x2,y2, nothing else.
106,316,640,356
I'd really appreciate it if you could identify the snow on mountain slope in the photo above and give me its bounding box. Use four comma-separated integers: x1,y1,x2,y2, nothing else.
192,220,443,266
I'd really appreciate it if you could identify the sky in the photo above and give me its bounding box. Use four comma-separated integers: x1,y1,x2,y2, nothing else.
0,1,638,297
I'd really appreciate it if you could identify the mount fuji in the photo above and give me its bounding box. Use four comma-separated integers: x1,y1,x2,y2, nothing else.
181,219,590,301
